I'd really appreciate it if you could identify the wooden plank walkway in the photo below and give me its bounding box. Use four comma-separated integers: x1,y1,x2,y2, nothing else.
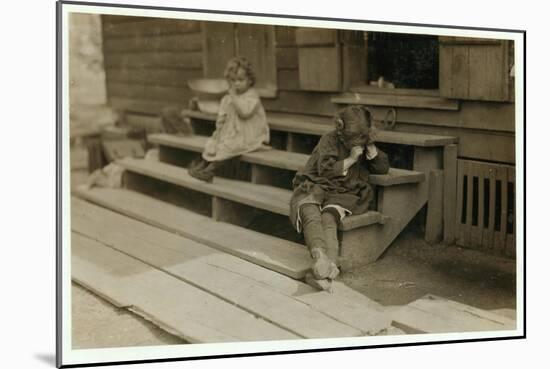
387,294,516,334
74,188,311,279
72,233,299,343
72,198,393,337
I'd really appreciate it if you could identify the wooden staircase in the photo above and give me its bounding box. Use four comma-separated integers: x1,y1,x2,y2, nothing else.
77,110,457,269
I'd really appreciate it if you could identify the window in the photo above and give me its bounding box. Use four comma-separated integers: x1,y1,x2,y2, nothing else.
366,32,439,90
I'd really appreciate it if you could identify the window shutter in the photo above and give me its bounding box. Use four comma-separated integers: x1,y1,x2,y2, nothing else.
439,37,512,101
296,28,342,91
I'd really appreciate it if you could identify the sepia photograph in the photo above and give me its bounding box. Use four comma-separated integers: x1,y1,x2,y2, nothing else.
58,1,525,366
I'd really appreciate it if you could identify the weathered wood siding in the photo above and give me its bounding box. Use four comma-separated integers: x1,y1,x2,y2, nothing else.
102,15,204,115
101,19,516,164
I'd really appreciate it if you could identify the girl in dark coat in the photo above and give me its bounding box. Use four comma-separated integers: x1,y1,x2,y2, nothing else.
289,105,390,290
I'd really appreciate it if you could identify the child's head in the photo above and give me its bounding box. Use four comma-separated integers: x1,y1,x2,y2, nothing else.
334,105,377,149
224,57,255,94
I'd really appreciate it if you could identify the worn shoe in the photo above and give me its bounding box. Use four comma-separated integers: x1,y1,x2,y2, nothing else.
188,167,214,183
305,272,333,293
311,248,340,280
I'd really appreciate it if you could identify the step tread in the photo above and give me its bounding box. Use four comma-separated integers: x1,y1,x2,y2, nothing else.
72,198,391,337
72,232,298,343
74,187,311,279
181,109,457,147
117,157,384,230
149,133,426,186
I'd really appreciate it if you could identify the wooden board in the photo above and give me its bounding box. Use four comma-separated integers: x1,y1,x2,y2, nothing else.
392,123,514,163
109,97,183,116
102,18,201,38
263,90,337,117
455,160,465,246
118,157,292,215
332,93,460,111
443,144,458,244
425,170,444,244
74,187,310,279
275,47,299,69
298,46,342,91
275,26,297,46
106,68,203,88
389,294,515,333
180,110,457,147
103,33,203,53
72,232,298,343
277,68,301,91
117,157,384,231
104,51,203,69
72,199,391,336
106,82,191,104
149,133,426,186
203,22,236,78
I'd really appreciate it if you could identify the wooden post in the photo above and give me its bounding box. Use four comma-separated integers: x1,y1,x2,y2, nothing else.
443,144,458,244
425,170,444,244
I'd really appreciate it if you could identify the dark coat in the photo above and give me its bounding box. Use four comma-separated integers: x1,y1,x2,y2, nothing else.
289,130,390,231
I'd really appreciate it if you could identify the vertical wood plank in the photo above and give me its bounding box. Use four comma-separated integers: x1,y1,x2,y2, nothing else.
493,165,507,252
425,170,444,244
455,159,465,246
469,43,508,101
439,44,454,98
469,161,483,248
443,144,458,245
485,165,497,251
203,22,236,78
463,161,474,247
505,166,516,257
298,46,342,91
452,46,470,99
237,24,277,91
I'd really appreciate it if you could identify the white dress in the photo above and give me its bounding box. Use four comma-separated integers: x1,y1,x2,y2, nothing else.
202,88,270,162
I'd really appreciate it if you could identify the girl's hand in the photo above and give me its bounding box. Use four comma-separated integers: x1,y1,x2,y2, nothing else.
349,146,365,161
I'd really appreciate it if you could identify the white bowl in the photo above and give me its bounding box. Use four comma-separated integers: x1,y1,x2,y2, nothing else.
188,78,229,98
197,100,221,115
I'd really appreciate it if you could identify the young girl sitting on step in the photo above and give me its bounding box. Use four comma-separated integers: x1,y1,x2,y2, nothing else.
188,57,270,182
289,105,390,291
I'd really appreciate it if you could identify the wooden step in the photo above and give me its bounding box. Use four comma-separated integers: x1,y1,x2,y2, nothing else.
116,157,385,231
72,232,298,343
73,187,311,279
72,198,392,336
181,109,457,147
148,133,426,186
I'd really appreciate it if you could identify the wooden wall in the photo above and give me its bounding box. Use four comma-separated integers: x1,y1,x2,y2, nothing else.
100,19,516,164
101,15,204,115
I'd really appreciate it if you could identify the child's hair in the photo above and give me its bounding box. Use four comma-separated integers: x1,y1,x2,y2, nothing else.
335,105,377,144
224,56,256,87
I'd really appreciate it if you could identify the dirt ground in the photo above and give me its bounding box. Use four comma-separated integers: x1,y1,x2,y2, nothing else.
69,145,516,349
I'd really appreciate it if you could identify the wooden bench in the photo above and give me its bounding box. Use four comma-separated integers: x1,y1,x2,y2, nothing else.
148,133,427,187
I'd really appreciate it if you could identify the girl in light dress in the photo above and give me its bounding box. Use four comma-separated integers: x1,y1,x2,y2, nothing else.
188,57,270,182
